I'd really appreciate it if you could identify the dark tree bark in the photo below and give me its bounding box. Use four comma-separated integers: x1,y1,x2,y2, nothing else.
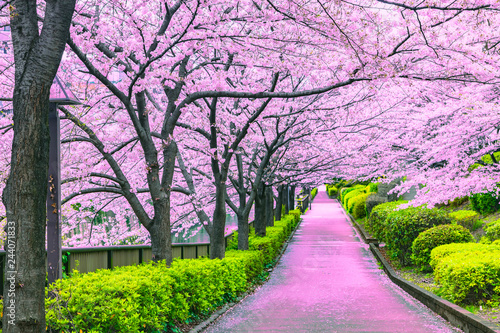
289,185,296,210
146,139,176,264
265,186,274,227
235,153,250,250
254,182,266,237
283,185,289,214
1,1,76,332
207,97,229,259
237,211,250,250
275,185,283,221
211,181,227,259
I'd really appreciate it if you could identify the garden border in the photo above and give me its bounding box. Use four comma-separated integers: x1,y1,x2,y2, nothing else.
189,216,304,333
344,208,500,333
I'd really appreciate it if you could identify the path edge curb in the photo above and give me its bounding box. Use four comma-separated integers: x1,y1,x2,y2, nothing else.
189,215,304,333
343,210,500,333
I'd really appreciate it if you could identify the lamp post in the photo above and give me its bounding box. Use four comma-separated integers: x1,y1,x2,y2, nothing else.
47,75,81,285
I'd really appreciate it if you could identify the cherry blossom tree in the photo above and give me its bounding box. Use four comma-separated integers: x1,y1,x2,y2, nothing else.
2,0,500,264
54,0,377,262
339,80,500,208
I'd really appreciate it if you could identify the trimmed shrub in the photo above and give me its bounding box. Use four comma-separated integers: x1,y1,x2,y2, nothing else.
447,196,468,208
449,210,478,231
288,209,302,224
344,189,363,212
385,206,452,266
225,250,264,281
431,244,500,304
367,200,407,243
430,243,496,268
483,219,500,243
340,185,364,205
469,192,499,215
311,188,318,200
366,183,378,193
327,186,338,197
339,187,350,204
45,263,181,332
40,210,301,332
411,224,474,271
249,233,280,264
351,193,371,219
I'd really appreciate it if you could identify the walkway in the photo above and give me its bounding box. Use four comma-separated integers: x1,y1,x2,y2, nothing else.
203,186,461,332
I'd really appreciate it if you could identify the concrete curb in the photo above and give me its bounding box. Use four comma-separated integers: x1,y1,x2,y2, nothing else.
342,210,500,333
189,216,304,333
347,212,379,244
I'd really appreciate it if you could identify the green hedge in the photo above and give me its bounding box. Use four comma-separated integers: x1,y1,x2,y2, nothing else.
482,219,500,244
344,189,363,212
327,185,338,197
366,183,378,193
340,185,364,205
343,183,377,213
311,188,318,200
469,192,499,215
351,193,371,219
44,258,246,332
367,200,407,243
429,243,495,267
385,206,452,266
430,243,500,304
411,224,474,272
10,211,302,332
449,210,478,231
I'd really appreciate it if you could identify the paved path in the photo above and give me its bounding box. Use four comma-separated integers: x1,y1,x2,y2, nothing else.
204,187,461,333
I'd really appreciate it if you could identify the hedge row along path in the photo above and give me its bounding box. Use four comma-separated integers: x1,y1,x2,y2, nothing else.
204,187,460,332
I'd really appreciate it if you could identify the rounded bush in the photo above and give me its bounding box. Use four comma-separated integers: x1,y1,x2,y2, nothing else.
344,189,363,212
469,192,499,215
430,243,497,269
449,210,478,231
340,185,364,205
327,185,338,197
366,183,378,193
351,193,371,219
411,224,474,271
385,207,452,266
447,196,468,208
367,200,406,243
484,219,500,243
433,247,500,304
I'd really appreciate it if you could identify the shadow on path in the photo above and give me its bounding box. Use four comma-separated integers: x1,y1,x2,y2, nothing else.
203,186,461,333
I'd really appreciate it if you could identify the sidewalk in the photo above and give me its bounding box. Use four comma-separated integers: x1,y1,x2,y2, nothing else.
203,187,461,332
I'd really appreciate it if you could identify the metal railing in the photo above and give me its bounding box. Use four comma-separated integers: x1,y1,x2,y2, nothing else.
296,194,311,213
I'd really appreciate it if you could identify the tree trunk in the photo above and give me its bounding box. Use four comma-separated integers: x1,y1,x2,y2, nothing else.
254,184,266,237
2,2,76,332
283,185,289,215
289,185,296,210
237,213,250,250
210,180,227,259
145,138,177,265
266,186,274,226
275,185,283,221
147,189,173,265
2,81,50,333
